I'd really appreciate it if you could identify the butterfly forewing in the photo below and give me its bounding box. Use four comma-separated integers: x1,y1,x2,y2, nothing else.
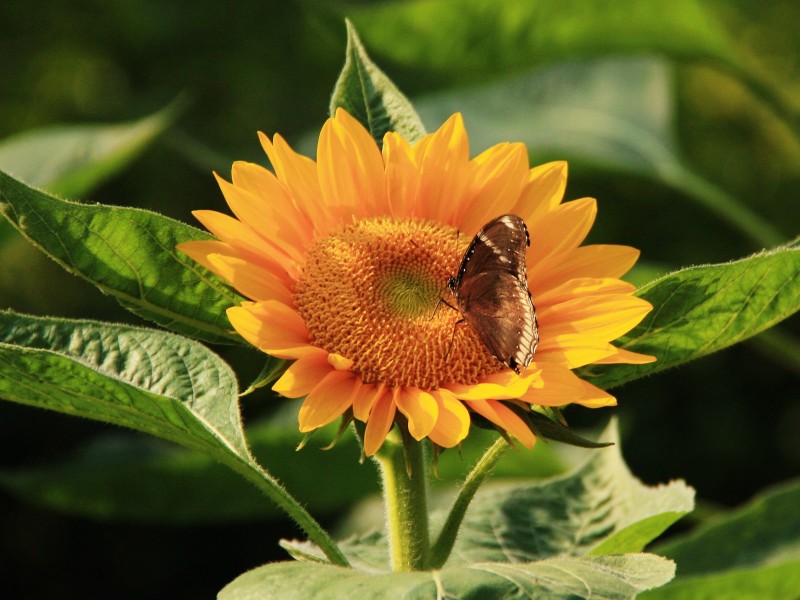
448,215,538,374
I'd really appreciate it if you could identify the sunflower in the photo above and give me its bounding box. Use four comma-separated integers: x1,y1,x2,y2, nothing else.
178,109,654,456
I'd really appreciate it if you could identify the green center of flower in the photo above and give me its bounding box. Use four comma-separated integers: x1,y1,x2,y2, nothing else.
294,217,502,389
378,269,439,319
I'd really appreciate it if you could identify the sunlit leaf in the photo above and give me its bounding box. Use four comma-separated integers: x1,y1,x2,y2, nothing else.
0,170,242,344
220,554,675,599
640,560,800,600
0,310,247,459
330,21,426,145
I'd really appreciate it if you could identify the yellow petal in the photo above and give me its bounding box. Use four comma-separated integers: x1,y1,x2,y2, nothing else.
535,277,635,308
469,399,536,448
532,245,641,293
206,254,293,305
534,339,618,369
520,365,616,408
593,347,657,365
527,197,597,268
317,112,387,219
460,142,530,235
177,238,236,271
352,381,382,421
178,239,293,292
383,132,420,218
192,208,296,279
227,301,310,359
363,388,397,456
272,347,331,397
395,387,439,440
427,389,470,448
512,161,568,226
225,165,313,258
298,370,358,431
539,295,653,342
446,370,538,400
258,132,335,237
413,113,470,225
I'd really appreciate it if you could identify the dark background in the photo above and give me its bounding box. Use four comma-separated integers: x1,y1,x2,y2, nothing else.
1,1,798,597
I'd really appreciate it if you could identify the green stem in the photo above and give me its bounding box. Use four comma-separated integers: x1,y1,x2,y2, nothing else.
375,432,430,571
224,454,350,567
429,436,509,569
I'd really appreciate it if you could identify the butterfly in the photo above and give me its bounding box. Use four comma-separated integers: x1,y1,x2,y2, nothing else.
447,214,538,374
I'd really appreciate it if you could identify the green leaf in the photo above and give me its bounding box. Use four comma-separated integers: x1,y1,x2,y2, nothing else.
0,310,348,565
654,477,800,574
0,170,243,344
581,246,800,389
0,101,182,199
330,21,426,145
415,56,783,248
640,560,800,600
0,310,247,455
220,554,675,599
446,420,694,564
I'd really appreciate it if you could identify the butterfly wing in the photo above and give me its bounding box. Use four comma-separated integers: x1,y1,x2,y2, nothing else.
458,271,538,373
456,215,530,286
451,214,539,373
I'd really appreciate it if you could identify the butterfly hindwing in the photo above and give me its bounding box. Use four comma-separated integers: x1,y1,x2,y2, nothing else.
448,214,538,373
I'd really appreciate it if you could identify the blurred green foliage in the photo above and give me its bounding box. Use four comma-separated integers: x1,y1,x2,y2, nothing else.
0,1,798,598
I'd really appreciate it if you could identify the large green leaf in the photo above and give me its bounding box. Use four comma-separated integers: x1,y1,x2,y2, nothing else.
0,310,347,565
414,56,783,247
641,478,800,599
0,102,180,199
654,477,800,574
640,560,800,600
330,21,426,145
445,420,694,565
0,310,245,455
581,245,800,389
0,170,242,344
220,554,675,599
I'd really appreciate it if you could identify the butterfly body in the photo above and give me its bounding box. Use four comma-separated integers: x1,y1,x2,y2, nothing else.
447,214,538,374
